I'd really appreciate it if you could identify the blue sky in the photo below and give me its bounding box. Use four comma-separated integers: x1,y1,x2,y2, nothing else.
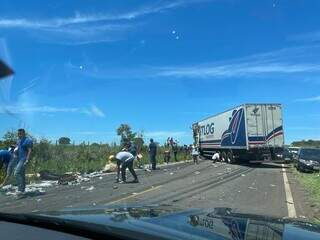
0,0,320,144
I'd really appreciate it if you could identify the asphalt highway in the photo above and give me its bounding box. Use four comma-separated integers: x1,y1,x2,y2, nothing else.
0,159,312,219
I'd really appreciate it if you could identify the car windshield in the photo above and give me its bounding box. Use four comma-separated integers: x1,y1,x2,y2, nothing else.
1,0,320,238
300,149,320,161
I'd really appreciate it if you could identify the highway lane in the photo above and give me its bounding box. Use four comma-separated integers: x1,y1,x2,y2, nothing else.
0,160,310,219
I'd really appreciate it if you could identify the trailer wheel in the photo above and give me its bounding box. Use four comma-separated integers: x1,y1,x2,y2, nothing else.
221,152,227,162
226,151,235,164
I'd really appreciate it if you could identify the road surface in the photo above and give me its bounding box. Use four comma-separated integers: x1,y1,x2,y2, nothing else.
0,160,312,218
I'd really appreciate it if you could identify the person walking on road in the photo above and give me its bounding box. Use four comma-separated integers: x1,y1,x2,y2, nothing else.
164,143,171,164
15,129,33,195
172,142,178,162
148,139,157,170
191,145,199,164
183,145,189,161
113,150,139,183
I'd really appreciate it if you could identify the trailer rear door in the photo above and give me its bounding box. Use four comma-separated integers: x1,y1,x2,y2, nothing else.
263,104,284,147
246,104,284,148
246,104,265,146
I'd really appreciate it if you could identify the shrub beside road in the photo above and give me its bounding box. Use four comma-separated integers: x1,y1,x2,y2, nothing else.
0,141,189,183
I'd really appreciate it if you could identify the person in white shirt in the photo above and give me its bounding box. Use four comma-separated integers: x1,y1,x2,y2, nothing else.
191,145,199,164
113,150,139,183
212,152,220,162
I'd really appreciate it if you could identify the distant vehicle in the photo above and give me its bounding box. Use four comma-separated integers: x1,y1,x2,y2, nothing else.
282,147,293,163
192,104,284,163
294,148,320,172
288,147,300,156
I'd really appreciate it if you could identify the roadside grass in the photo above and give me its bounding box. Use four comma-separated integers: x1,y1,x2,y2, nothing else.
292,166,320,222
0,142,190,183
29,151,187,175
0,146,190,183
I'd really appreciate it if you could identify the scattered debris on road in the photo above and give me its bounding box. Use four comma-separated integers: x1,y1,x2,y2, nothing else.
86,186,95,191
39,170,61,181
39,170,108,186
103,162,117,173
1,180,58,197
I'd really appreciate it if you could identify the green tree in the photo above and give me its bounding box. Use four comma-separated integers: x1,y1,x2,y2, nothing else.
133,132,144,153
58,137,71,145
90,142,100,147
291,140,320,148
2,130,17,146
116,124,136,147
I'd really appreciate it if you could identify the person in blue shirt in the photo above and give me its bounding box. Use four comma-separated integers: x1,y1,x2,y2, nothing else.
128,141,137,157
0,147,14,187
15,128,33,194
148,139,157,170
0,149,12,171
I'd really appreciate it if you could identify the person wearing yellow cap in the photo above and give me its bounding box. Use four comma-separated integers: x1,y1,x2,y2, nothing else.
112,149,139,183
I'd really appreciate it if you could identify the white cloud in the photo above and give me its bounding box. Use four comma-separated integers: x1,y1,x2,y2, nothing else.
0,104,106,117
0,14,131,45
17,77,39,95
0,1,206,29
70,45,320,80
0,0,209,44
156,46,320,78
90,104,105,118
295,95,320,102
0,105,83,114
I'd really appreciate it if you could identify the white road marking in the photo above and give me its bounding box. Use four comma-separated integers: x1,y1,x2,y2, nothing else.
282,164,297,218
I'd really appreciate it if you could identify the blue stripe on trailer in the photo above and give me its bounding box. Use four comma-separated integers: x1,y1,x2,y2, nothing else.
248,126,283,142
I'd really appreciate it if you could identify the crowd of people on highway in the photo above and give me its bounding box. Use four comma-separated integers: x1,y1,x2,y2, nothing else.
109,137,200,184
0,129,202,196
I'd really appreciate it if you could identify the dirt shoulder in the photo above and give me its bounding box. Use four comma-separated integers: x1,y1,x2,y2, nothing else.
288,165,320,222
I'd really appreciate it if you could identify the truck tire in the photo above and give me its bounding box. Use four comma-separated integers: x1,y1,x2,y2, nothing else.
221,152,227,162
226,151,235,164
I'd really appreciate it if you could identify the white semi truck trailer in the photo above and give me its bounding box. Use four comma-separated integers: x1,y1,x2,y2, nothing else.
192,103,284,163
